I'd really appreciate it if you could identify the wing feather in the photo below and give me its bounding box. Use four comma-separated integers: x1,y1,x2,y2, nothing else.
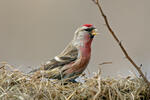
44,43,78,70
29,43,78,73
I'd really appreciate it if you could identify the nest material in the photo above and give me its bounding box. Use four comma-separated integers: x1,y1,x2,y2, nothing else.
0,64,149,100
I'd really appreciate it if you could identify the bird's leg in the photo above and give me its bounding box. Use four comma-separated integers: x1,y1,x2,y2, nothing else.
61,79,77,85
68,79,77,83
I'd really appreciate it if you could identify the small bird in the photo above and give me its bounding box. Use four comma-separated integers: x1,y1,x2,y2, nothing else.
31,24,97,82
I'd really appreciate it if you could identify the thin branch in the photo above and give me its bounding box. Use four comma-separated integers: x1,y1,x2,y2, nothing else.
99,62,112,66
92,0,150,87
0,65,5,69
92,0,98,4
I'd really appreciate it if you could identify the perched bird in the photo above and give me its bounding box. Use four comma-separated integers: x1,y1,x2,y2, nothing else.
31,24,98,82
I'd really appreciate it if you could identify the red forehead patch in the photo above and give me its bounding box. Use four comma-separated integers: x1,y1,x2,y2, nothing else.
83,24,93,27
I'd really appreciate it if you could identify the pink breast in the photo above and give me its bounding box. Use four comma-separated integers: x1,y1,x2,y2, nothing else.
63,36,93,75
64,46,91,74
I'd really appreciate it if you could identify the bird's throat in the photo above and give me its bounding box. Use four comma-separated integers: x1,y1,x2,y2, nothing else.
80,40,92,57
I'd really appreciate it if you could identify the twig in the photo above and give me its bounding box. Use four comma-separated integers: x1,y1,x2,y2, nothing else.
99,62,112,66
93,66,101,100
0,66,5,69
0,61,7,69
66,90,76,100
92,0,150,87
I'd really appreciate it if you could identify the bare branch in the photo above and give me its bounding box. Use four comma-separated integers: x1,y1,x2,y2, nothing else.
92,0,98,4
92,0,150,87
99,62,112,66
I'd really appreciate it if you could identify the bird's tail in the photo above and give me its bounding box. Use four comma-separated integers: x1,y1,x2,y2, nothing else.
28,67,40,74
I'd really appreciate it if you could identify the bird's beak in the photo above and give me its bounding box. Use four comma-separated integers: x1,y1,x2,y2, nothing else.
91,29,98,36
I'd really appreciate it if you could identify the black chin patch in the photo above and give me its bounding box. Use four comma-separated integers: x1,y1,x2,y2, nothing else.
89,33,94,39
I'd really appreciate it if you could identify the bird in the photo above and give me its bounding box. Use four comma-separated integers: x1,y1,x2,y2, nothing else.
30,24,98,82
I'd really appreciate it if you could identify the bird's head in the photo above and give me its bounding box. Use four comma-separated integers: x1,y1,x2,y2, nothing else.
73,24,98,47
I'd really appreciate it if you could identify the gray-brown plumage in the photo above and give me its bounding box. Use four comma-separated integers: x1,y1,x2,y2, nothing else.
30,24,97,82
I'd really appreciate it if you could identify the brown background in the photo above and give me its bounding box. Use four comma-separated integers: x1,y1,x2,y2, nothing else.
0,0,149,79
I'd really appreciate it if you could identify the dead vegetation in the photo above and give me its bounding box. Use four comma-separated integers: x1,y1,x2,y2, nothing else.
0,64,149,100
0,1,149,99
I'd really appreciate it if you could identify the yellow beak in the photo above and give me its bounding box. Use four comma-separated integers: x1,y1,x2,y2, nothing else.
91,29,98,36
92,32,97,36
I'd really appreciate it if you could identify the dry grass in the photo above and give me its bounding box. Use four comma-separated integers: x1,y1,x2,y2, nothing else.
0,64,149,100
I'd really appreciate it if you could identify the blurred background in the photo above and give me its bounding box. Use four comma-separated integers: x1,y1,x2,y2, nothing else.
0,0,149,79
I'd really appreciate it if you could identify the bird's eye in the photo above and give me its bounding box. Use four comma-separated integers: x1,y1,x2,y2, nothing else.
84,28,95,32
84,28,91,32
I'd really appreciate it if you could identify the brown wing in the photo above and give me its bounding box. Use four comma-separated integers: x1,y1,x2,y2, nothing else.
44,42,78,70
30,43,78,73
